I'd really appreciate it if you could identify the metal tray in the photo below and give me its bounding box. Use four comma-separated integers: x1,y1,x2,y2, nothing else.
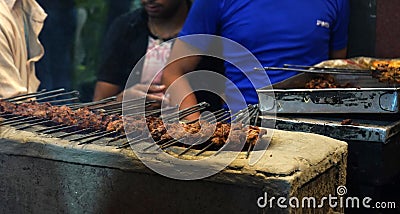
257,73,400,114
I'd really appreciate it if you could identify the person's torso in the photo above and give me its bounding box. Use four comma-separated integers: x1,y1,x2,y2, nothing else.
181,0,347,112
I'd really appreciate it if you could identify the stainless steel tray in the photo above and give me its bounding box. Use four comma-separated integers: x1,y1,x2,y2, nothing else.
257,73,400,114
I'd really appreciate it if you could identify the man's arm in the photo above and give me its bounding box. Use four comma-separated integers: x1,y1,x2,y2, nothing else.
93,81,120,101
162,39,202,120
329,48,347,59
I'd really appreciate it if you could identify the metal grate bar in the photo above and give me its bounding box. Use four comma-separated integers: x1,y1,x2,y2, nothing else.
35,90,80,102
4,89,63,102
69,130,110,142
78,130,118,145
16,120,50,130
57,128,93,138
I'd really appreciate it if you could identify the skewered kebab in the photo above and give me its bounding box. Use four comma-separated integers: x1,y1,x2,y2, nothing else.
0,100,266,149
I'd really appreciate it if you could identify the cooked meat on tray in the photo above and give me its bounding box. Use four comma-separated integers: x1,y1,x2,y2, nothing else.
371,59,400,84
305,74,352,89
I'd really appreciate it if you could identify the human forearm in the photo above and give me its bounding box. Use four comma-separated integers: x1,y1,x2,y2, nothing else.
162,40,203,119
93,81,121,101
329,48,347,59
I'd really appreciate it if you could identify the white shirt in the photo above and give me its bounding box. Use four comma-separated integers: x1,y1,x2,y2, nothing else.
140,36,173,85
0,0,46,98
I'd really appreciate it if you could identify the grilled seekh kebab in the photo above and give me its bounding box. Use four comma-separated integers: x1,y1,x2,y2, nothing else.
0,100,266,147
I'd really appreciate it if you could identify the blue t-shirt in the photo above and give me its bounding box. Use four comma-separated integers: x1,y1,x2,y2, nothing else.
179,0,350,112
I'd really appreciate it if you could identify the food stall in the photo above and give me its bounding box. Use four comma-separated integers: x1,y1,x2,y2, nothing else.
0,90,347,213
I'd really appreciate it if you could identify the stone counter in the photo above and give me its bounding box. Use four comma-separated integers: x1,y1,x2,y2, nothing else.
0,126,347,213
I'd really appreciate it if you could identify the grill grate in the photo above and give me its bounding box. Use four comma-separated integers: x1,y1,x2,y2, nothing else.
0,89,265,159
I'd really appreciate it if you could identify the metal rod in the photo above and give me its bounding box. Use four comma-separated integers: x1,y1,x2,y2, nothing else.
16,120,50,130
37,124,68,132
159,138,179,149
178,138,202,156
160,103,200,120
78,130,118,145
221,105,251,123
206,110,230,122
106,104,146,115
253,109,260,126
142,137,177,151
257,66,371,75
195,142,214,156
117,136,151,149
144,109,163,117
0,113,20,117
41,125,78,134
122,105,178,117
89,98,147,111
246,144,253,159
106,134,126,144
107,130,142,144
7,88,66,102
67,96,117,109
162,102,209,121
142,142,158,151
0,115,26,122
0,117,37,126
49,97,80,105
1,89,46,101
57,128,92,138
69,130,110,142
233,105,253,123
177,107,207,121
35,90,80,102
283,64,372,72
242,105,259,124
214,111,231,122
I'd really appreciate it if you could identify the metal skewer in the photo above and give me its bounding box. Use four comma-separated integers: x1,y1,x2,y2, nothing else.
37,124,69,132
178,138,203,156
78,130,118,145
195,143,214,156
256,66,372,75
117,136,151,149
69,130,110,142
57,128,92,138
67,96,117,109
0,117,38,126
7,88,66,102
4,89,64,102
35,90,80,102
16,120,50,130
41,125,78,134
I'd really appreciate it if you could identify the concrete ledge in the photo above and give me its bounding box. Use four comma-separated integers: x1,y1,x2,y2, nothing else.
0,126,347,213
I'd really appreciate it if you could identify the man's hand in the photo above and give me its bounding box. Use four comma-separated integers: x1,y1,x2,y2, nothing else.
117,83,170,104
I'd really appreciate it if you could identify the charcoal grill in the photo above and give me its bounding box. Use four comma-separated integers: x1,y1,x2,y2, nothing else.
0,89,266,159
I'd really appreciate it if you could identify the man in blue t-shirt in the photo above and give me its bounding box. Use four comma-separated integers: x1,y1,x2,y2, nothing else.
162,0,350,117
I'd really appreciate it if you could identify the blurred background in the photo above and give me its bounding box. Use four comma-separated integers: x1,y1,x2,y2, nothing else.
35,0,141,102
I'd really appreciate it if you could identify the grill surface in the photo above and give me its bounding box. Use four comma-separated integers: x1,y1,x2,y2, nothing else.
0,89,265,159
